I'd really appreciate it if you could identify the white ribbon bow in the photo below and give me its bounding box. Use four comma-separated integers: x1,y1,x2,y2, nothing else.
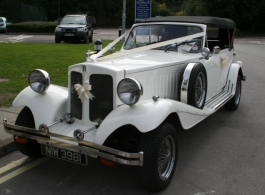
74,81,95,103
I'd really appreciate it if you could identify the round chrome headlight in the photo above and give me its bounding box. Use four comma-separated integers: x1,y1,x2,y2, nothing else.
117,78,143,106
28,69,50,94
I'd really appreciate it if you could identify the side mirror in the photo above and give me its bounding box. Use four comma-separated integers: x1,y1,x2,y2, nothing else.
201,47,210,60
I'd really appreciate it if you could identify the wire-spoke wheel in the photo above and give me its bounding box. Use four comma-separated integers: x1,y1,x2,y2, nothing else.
225,74,242,111
138,122,178,192
188,63,207,109
158,135,176,180
195,72,206,108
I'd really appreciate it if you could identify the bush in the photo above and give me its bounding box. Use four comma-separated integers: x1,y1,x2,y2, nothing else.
176,11,185,16
7,22,57,33
152,2,171,17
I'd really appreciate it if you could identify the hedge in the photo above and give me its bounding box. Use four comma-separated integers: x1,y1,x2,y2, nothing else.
7,22,57,33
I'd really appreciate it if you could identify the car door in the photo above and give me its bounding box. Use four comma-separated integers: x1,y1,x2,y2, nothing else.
204,27,234,101
204,48,232,101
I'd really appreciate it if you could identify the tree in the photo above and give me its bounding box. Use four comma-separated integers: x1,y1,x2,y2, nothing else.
182,0,265,31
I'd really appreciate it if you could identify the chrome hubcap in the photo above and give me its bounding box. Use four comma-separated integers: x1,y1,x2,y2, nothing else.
158,135,176,180
195,72,206,107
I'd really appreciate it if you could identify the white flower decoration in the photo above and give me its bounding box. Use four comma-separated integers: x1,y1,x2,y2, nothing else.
220,56,228,67
74,81,95,103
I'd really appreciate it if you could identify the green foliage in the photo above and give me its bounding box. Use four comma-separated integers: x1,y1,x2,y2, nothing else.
1,0,265,32
0,41,122,107
176,11,184,16
7,22,57,33
152,2,171,17
183,0,265,32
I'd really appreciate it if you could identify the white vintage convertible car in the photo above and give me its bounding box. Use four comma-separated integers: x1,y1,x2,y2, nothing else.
3,16,245,191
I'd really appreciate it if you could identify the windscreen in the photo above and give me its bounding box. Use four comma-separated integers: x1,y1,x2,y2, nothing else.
61,16,86,25
124,24,202,50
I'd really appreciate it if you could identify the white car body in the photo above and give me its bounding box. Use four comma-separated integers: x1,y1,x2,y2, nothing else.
3,16,245,191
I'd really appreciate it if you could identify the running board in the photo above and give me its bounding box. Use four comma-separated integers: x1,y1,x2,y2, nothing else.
204,82,234,111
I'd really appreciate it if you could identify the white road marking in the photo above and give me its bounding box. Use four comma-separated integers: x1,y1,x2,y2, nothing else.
7,35,33,41
0,156,50,185
0,35,33,43
0,156,32,175
4,188,13,194
248,41,265,45
194,190,217,195
11,40,23,43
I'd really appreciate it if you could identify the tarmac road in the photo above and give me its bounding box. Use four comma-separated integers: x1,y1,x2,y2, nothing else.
0,28,121,43
0,36,265,194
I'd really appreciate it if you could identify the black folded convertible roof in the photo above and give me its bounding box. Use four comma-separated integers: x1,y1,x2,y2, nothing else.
141,16,236,29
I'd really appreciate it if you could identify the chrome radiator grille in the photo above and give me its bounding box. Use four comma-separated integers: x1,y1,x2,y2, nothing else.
71,71,83,120
89,74,113,122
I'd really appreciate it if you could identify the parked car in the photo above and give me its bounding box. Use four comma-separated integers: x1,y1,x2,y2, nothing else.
0,17,7,33
54,14,93,43
4,16,245,192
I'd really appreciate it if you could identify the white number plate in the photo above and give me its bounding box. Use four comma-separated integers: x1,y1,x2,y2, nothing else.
64,33,74,36
41,145,87,165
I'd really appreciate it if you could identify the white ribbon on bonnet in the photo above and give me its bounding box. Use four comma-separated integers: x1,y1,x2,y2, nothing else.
74,81,95,103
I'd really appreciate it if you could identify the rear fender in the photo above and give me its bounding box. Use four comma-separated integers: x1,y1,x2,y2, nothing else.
12,85,68,128
225,61,244,94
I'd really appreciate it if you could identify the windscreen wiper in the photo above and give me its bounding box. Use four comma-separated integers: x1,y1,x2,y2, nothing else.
164,40,196,52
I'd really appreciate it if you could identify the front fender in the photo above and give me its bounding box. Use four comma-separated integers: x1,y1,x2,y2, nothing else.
13,85,68,128
94,99,213,145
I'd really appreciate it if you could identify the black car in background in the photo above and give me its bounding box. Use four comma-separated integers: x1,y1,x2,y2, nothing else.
55,14,94,43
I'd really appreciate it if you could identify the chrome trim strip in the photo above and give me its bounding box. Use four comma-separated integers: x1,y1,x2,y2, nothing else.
213,94,233,110
212,84,234,110
180,63,197,104
204,81,234,110
3,121,143,166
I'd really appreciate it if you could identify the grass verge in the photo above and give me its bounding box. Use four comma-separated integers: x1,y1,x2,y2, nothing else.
0,41,121,107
